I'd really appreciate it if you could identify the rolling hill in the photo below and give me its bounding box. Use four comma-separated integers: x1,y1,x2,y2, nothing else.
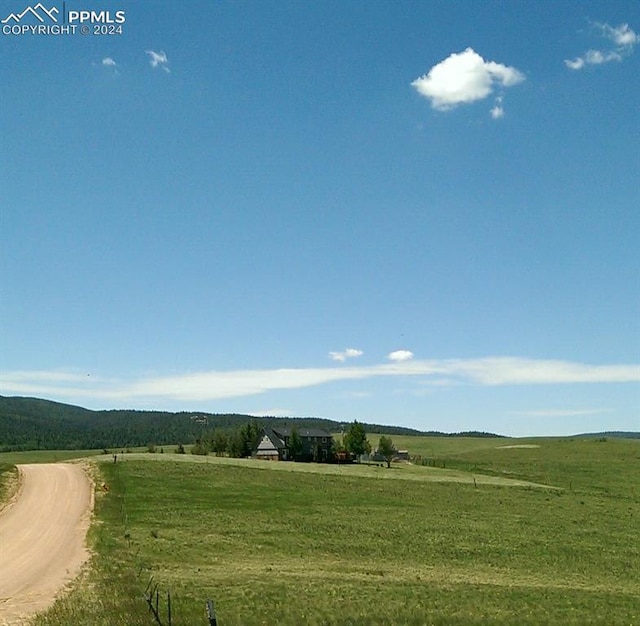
0,395,430,452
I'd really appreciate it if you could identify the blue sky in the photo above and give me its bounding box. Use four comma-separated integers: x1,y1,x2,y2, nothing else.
1,0,638,436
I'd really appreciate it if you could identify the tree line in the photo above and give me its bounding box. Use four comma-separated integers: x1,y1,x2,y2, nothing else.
0,395,504,453
185,420,399,467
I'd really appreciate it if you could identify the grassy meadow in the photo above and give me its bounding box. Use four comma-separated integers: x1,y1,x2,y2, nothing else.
0,448,107,465
1,436,637,625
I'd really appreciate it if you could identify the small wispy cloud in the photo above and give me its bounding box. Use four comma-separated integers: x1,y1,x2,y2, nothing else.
565,49,622,70
412,47,524,117
490,96,505,119
329,348,363,363
97,57,118,75
599,22,638,47
388,350,414,362
565,21,637,70
145,50,170,73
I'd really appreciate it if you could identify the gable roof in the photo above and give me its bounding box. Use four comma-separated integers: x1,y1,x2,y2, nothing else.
262,428,286,449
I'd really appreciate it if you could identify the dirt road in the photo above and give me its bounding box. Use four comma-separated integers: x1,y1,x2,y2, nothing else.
0,463,92,625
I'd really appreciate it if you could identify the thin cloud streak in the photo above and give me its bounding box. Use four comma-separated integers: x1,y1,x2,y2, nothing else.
1,358,638,404
508,408,613,418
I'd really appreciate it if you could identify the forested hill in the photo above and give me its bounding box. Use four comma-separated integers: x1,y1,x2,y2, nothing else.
574,431,640,439
0,395,435,452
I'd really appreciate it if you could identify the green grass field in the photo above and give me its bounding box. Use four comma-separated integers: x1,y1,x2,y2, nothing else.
0,448,107,465
3,436,638,625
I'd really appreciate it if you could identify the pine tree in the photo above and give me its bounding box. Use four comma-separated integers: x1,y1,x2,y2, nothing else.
344,421,371,461
288,426,303,461
377,435,397,468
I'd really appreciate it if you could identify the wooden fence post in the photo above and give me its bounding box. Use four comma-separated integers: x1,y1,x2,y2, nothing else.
206,599,217,626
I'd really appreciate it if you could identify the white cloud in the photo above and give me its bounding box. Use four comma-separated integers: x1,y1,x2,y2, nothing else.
566,49,622,69
445,357,639,386
599,22,638,47
388,350,414,362
146,50,170,72
490,96,505,119
587,49,623,64
411,48,525,113
565,21,637,70
3,357,636,405
329,348,363,362
98,57,119,75
565,57,585,70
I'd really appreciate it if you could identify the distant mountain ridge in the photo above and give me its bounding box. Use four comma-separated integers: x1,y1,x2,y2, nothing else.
2,396,636,453
0,395,431,452
573,431,640,439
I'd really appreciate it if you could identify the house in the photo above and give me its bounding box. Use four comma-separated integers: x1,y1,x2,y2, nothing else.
255,426,334,462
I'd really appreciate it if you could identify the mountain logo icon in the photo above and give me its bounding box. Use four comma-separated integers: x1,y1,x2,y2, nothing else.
2,3,59,24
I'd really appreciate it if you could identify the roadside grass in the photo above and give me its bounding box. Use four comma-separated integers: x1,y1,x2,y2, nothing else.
0,462,19,509
32,437,640,625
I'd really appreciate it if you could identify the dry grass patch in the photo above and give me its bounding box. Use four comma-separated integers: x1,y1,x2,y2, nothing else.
0,463,20,514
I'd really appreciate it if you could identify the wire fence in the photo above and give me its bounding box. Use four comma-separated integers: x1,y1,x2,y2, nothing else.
110,458,218,625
